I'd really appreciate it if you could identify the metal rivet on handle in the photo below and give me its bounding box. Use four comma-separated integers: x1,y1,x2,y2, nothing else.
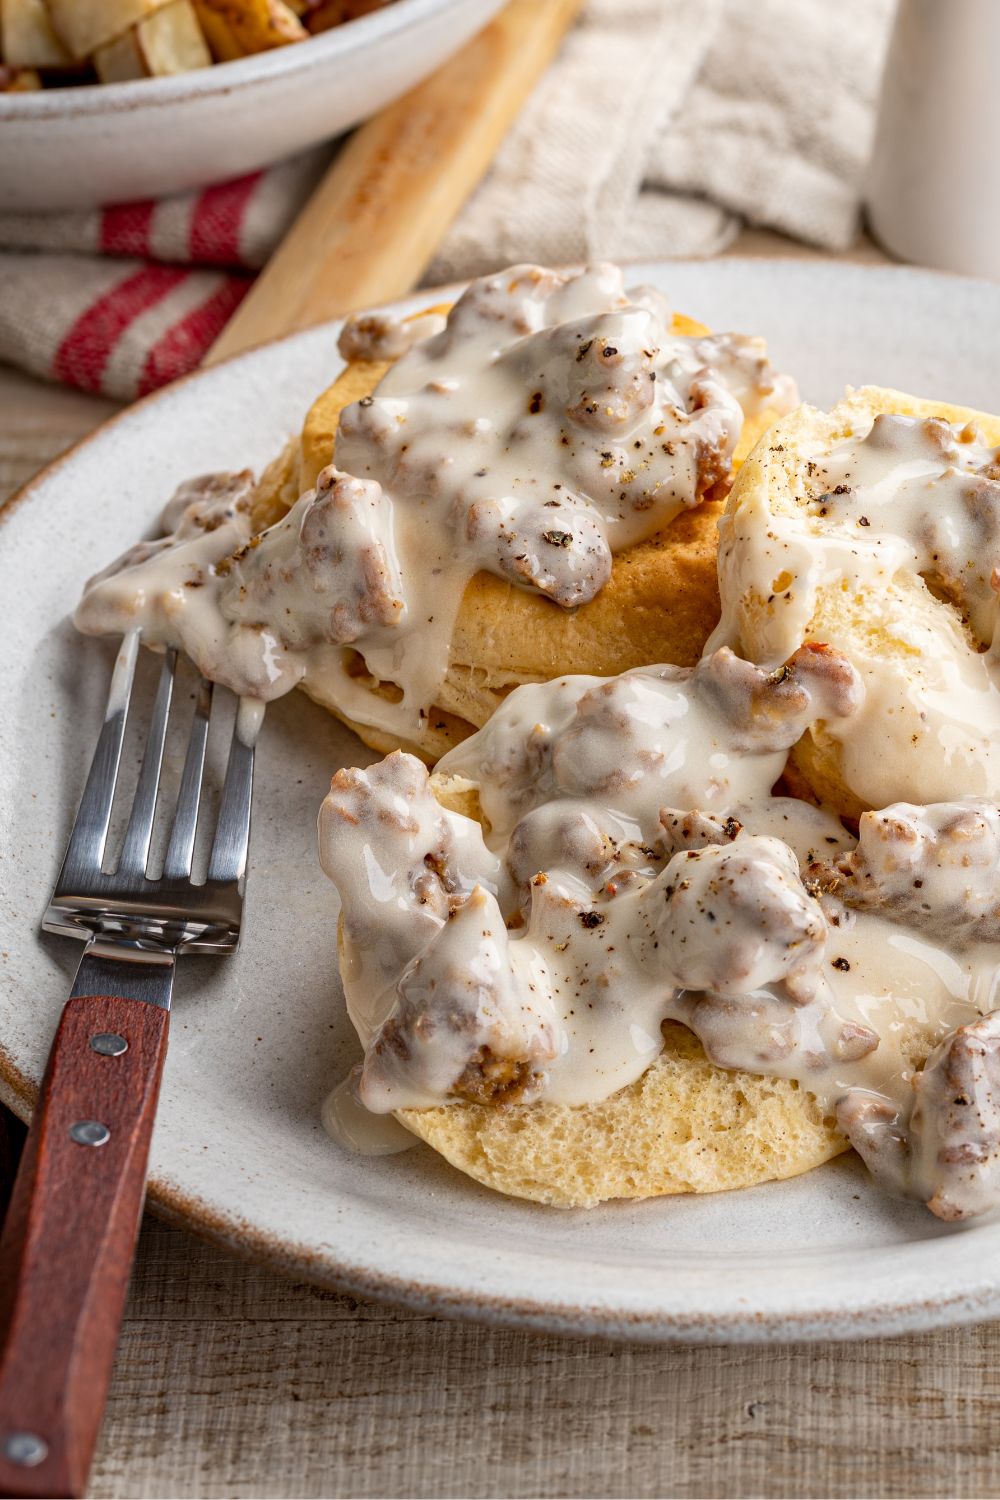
2,1432,48,1467
69,1119,110,1147
90,1032,128,1057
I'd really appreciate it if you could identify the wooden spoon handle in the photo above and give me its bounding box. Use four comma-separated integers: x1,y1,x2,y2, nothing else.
206,0,584,362
0,996,169,1500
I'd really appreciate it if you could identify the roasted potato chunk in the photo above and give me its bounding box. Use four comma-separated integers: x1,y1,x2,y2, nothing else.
45,0,176,58
0,60,42,86
93,0,210,79
1,0,71,67
193,0,305,59
305,0,391,32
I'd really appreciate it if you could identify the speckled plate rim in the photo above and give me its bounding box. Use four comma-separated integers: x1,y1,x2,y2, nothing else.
5,258,1000,1345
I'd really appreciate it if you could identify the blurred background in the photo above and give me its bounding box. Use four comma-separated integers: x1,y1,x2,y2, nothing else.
0,0,905,402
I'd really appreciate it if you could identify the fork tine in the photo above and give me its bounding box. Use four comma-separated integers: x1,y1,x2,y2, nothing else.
162,676,213,880
58,630,141,877
206,698,258,886
117,649,176,878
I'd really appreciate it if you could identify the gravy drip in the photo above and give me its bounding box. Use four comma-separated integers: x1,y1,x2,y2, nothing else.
318,643,1000,1218
321,1069,417,1155
713,412,1000,810
74,263,795,740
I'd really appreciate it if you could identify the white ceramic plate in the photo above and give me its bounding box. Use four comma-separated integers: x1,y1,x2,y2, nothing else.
0,0,504,211
3,259,1000,1343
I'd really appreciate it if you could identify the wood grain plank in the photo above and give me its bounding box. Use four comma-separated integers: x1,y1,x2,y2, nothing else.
87,1219,1000,1500
0,369,118,507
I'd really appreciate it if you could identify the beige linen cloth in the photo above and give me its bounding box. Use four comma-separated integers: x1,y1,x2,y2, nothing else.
0,0,895,399
430,0,896,279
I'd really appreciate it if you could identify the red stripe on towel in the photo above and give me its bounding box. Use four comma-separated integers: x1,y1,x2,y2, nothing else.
137,275,252,394
188,173,263,266
99,201,156,259
52,265,188,393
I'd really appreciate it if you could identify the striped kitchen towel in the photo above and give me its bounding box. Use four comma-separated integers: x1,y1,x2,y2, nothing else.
0,149,330,401
0,0,893,405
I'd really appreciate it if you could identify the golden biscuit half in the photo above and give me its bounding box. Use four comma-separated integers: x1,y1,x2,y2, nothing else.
251,308,780,762
717,386,1000,819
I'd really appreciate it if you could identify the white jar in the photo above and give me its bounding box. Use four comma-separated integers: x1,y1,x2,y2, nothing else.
867,0,1000,279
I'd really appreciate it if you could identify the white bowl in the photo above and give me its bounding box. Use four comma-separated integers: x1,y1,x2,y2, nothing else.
0,0,505,211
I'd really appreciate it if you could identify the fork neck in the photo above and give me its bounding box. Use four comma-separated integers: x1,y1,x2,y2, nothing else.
70,945,175,1011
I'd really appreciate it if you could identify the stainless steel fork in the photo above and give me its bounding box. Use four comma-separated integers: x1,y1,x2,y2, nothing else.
0,632,257,1500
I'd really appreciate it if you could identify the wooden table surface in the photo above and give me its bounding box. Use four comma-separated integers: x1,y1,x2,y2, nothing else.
3,233,1000,1500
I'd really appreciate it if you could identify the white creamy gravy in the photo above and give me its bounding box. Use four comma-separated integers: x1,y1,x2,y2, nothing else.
321,1070,416,1156
713,411,1000,810
319,643,1000,1218
73,263,795,740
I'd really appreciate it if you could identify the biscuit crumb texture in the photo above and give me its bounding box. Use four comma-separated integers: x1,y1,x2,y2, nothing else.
397,1023,846,1208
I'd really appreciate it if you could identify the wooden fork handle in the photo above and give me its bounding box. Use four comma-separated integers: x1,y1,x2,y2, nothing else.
0,996,169,1499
